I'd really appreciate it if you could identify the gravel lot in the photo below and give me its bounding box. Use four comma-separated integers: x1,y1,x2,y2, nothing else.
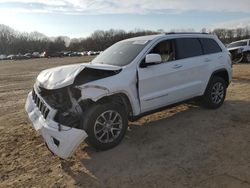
0,57,250,188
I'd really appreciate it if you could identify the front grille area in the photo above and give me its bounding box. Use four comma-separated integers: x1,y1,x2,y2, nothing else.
32,89,50,119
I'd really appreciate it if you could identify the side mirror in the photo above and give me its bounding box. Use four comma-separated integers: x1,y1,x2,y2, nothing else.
145,54,162,64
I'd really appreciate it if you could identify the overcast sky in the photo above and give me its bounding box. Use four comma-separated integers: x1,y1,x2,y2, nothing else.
0,0,250,38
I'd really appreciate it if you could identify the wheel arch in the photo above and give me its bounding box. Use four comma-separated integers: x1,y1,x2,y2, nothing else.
209,68,230,87
96,92,134,118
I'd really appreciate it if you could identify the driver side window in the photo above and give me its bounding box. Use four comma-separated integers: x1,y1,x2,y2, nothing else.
150,40,175,62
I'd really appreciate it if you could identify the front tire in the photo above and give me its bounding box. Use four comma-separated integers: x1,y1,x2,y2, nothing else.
83,103,128,151
201,77,227,109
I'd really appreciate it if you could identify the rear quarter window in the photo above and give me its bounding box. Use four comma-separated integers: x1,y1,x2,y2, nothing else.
175,38,203,59
200,38,222,54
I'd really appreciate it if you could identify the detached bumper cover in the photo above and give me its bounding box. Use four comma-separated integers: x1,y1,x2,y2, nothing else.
25,92,88,159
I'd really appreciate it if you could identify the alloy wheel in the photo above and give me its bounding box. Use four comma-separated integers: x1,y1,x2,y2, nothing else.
94,110,123,143
211,82,224,104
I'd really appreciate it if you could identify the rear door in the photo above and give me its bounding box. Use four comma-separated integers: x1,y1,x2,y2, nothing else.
198,38,224,89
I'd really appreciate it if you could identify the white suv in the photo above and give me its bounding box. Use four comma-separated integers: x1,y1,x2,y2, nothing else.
25,33,232,159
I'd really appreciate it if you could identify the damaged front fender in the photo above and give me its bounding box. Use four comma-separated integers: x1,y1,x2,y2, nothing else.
77,85,110,102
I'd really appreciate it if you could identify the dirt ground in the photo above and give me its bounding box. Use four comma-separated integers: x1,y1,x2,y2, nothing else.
0,57,250,188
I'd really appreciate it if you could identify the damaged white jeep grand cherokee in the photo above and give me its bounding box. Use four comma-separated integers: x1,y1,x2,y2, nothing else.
25,33,232,159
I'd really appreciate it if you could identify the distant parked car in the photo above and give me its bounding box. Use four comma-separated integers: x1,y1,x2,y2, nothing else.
24,53,32,59
44,51,63,58
87,51,95,56
32,52,40,58
80,51,87,56
0,54,7,60
227,39,250,63
14,54,29,60
62,51,72,56
69,52,82,57
7,55,16,60
40,52,46,58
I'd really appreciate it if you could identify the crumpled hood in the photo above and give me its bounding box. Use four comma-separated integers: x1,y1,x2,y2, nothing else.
36,63,121,90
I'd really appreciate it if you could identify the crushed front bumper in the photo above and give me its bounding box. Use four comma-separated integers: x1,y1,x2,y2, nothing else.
25,91,88,159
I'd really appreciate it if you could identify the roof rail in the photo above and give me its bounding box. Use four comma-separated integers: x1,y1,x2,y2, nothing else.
165,32,209,35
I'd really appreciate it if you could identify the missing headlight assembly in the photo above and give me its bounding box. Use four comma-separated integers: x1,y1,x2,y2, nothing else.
36,85,90,130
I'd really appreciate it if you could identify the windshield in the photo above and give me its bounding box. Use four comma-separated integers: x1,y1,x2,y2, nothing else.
92,40,149,66
228,41,247,48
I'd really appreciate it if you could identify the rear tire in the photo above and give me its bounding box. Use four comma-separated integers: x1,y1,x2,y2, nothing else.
201,77,227,109
83,102,128,151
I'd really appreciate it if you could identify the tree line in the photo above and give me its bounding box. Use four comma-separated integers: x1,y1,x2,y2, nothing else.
0,24,250,55
212,27,250,44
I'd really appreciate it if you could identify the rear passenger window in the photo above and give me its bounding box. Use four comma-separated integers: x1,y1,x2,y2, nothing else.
176,38,203,59
200,38,222,54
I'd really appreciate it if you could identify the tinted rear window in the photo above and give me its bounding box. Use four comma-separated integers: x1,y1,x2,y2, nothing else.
200,38,222,54
176,38,203,59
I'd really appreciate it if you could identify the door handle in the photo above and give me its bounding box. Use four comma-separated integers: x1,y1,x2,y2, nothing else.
204,58,212,62
172,64,183,69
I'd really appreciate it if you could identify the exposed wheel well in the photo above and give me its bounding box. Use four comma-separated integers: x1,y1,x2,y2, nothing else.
96,93,133,117
211,69,230,87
